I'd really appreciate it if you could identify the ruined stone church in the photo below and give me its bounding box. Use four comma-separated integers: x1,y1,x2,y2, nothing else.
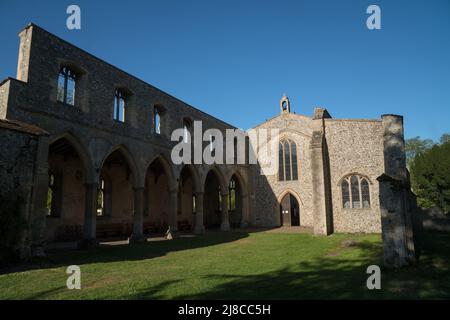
0,24,415,266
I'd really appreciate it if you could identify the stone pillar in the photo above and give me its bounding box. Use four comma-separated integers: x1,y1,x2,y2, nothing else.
166,189,178,239
29,135,50,257
81,181,98,247
310,112,333,235
130,187,145,242
194,192,205,235
378,114,415,268
240,193,250,228
220,191,230,231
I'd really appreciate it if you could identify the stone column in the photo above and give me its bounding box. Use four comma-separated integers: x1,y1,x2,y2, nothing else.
379,114,415,268
310,114,333,236
130,187,145,242
166,189,178,239
240,193,250,228
194,192,205,235
29,135,50,258
220,191,230,231
81,181,98,248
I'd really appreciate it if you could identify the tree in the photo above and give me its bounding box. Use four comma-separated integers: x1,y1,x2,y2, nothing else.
410,140,450,214
405,137,434,167
440,133,450,145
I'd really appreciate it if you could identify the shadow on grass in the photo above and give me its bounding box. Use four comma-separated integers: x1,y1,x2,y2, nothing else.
127,232,450,299
0,231,250,276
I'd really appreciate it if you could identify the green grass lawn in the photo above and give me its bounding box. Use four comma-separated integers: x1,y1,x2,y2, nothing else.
0,230,449,299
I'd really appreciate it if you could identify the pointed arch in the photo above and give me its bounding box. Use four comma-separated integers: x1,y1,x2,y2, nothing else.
202,166,227,192
179,164,201,193
145,153,176,191
49,132,95,183
101,144,139,186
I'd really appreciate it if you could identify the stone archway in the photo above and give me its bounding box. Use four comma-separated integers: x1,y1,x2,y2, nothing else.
46,135,92,242
177,165,200,232
227,173,249,228
279,192,300,227
143,155,177,238
203,167,229,231
96,147,137,239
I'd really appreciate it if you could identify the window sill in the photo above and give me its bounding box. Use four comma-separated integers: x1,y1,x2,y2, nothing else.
56,101,77,109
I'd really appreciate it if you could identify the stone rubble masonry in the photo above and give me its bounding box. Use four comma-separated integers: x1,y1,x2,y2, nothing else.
0,23,416,267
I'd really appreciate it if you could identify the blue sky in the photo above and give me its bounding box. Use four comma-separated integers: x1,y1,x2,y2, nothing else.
0,0,449,140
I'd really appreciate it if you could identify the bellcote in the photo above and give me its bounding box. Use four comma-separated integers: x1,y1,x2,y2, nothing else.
280,94,291,114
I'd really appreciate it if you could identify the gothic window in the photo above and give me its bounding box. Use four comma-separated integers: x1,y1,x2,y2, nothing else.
291,143,298,180
278,142,284,181
154,107,161,134
342,180,351,208
57,66,77,106
284,141,291,180
192,195,196,214
361,179,371,208
341,175,371,209
278,139,299,181
351,176,360,208
113,89,125,122
210,134,216,157
182,118,192,143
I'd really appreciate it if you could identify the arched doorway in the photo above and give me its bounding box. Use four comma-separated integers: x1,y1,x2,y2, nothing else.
97,148,135,239
203,170,223,229
46,137,88,242
143,156,173,235
177,165,198,232
280,193,300,226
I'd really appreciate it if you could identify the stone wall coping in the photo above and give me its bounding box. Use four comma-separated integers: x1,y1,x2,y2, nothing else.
21,23,237,130
0,118,49,136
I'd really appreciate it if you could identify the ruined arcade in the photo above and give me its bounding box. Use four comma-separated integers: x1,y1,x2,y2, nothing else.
0,24,416,267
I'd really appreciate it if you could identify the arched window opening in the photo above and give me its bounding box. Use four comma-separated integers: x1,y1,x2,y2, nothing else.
361,179,371,208
351,176,360,208
154,107,161,135
284,141,291,181
341,175,371,209
278,142,284,181
192,195,196,214
113,89,125,122
210,134,216,157
57,66,77,106
291,143,298,180
182,118,192,143
341,180,350,208
278,139,298,181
